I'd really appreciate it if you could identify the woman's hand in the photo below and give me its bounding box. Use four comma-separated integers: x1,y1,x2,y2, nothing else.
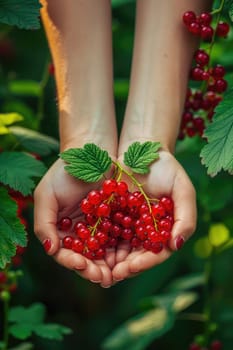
112,150,196,281
34,158,115,288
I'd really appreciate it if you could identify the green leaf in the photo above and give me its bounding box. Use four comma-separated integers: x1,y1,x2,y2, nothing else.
9,324,33,340
124,141,161,174
9,303,46,324
60,143,112,182
9,126,59,156
200,88,233,176
0,187,27,268
0,113,23,135
0,0,41,30
102,307,174,350
0,152,46,195
9,303,72,342
225,0,233,21
8,80,41,97
34,324,72,341
167,273,205,292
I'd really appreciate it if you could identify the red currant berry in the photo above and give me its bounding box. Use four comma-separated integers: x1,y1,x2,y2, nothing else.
188,22,201,35
212,64,225,79
199,12,212,25
200,25,214,41
84,250,95,260
191,67,204,81
148,230,160,243
95,231,109,245
58,217,72,231
96,203,111,217
95,248,105,259
107,237,118,247
136,226,147,241
86,237,100,251
189,343,201,350
150,241,163,254
76,227,90,241
87,190,102,205
116,181,128,195
139,203,150,215
112,224,122,238
131,237,141,248
216,21,230,37
210,340,222,350
102,179,117,195
112,211,124,224
158,218,172,232
194,49,209,66
99,218,112,232
183,11,196,25
74,221,86,234
202,71,210,81
140,213,153,225
81,198,94,214
122,215,133,228
85,213,98,226
127,194,141,208
143,239,152,250
0,272,7,284
72,238,84,253
214,78,228,93
160,230,171,243
151,203,166,219
159,196,174,213
122,228,134,240
16,245,27,255
62,236,73,249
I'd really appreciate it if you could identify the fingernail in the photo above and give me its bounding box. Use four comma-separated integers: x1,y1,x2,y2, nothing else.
113,278,124,282
175,236,185,250
101,284,112,289
90,280,101,283
43,239,51,253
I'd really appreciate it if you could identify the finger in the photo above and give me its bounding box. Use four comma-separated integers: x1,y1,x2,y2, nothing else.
75,259,103,283
115,241,132,264
112,249,139,281
129,248,171,273
53,248,87,270
34,186,60,255
105,248,116,269
169,172,197,251
94,260,113,288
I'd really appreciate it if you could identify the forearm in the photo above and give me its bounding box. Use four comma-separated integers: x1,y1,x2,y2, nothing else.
41,0,117,153
119,0,212,154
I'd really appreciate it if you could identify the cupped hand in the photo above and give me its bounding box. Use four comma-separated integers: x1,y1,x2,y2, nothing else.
112,150,196,281
34,158,115,288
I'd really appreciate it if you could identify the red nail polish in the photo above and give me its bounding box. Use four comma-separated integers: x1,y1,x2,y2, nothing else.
175,236,185,250
43,239,51,253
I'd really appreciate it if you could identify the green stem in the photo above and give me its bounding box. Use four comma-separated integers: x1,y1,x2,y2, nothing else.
2,296,10,350
202,251,214,346
177,312,207,322
37,59,50,122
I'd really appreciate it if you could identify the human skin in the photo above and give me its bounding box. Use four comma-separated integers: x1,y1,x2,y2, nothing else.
34,0,212,287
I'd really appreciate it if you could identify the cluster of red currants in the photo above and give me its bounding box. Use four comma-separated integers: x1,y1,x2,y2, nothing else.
58,179,174,260
189,339,222,350
179,10,230,139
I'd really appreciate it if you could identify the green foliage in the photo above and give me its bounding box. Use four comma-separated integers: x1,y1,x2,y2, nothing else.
102,290,198,350
0,0,41,29
0,151,46,195
200,88,233,176
9,343,34,350
225,0,233,21
111,0,135,8
0,113,23,135
0,187,27,269
9,126,59,156
124,141,161,174
8,303,72,341
8,80,41,97
60,143,112,182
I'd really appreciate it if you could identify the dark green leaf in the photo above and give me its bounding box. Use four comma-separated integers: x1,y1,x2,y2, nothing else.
167,273,205,292
200,88,233,176
0,0,41,30
9,303,46,324
9,324,33,340
102,307,174,350
8,80,41,97
0,152,46,195
124,141,161,174
34,324,72,341
60,143,112,182
9,126,59,156
0,187,27,269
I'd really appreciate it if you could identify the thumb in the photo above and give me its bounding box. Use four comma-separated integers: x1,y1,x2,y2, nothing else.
34,187,60,255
